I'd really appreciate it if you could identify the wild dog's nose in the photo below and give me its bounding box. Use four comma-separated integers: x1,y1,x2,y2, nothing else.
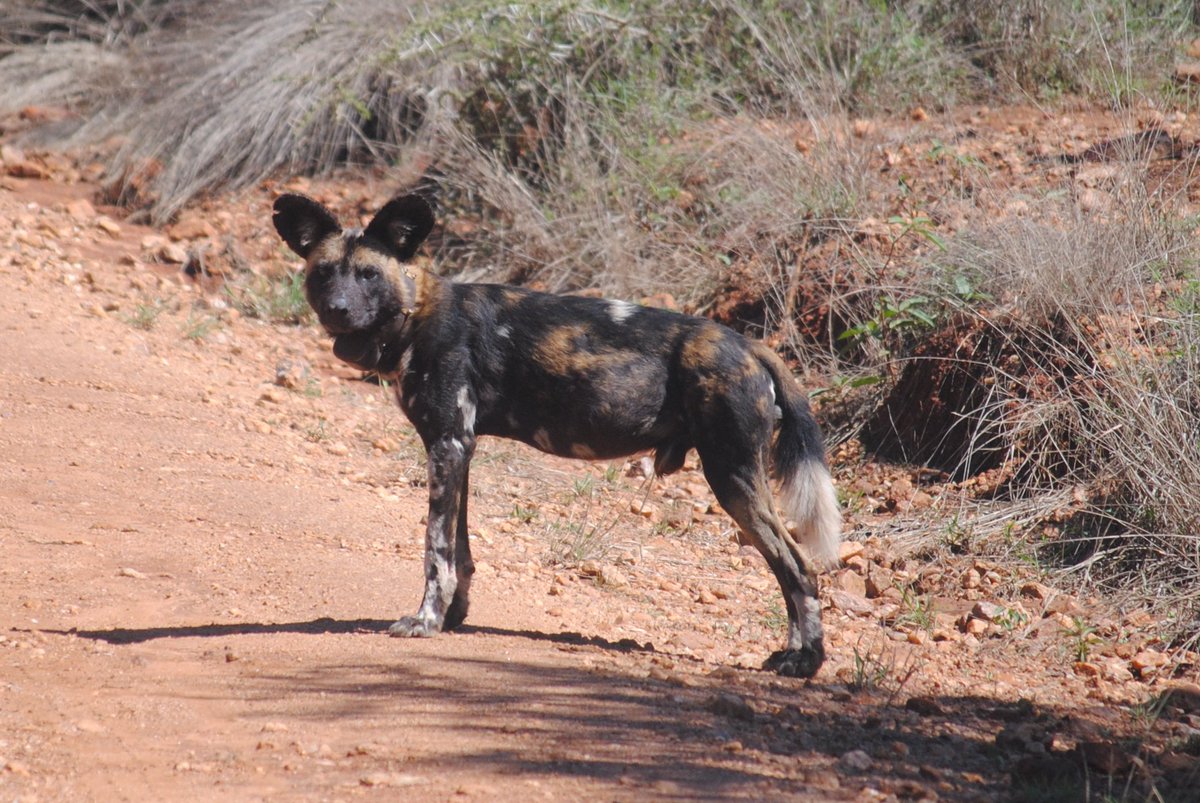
324,295,351,323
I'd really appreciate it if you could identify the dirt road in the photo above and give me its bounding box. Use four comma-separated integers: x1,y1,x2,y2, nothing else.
1,145,1196,802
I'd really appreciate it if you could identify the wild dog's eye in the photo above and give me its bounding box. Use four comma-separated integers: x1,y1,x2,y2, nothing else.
357,266,380,282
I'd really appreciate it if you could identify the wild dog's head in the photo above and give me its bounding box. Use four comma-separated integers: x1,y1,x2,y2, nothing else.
272,193,434,369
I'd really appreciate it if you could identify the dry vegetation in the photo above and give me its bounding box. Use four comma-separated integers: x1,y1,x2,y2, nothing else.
4,0,1200,654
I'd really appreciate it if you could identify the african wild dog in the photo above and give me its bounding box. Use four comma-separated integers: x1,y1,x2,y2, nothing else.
272,192,841,677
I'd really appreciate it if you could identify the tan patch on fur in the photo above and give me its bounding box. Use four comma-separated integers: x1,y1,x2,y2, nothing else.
533,325,590,377
306,236,346,274
680,324,725,370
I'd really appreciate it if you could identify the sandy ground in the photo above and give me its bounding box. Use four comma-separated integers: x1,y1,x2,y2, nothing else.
2,109,1199,802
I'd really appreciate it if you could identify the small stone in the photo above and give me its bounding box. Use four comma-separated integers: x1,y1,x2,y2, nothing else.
360,772,426,788
829,590,874,616
834,569,867,596
838,748,873,772
1020,581,1055,602
1131,649,1169,679
838,541,864,563
707,692,755,721
598,566,629,588
1175,62,1200,85
971,601,1005,622
1079,740,1133,775
66,198,96,219
905,696,943,716
118,567,148,579
95,216,122,236
325,442,349,457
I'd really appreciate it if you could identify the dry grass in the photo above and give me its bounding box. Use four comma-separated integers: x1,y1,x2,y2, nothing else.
906,157,1200,639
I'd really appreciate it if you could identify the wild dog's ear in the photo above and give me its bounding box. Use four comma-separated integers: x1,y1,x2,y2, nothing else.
273,194,341,259
363,193,434,262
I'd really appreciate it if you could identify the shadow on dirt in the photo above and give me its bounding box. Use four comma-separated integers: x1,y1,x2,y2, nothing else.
33,621,1189,800
40,618,655,654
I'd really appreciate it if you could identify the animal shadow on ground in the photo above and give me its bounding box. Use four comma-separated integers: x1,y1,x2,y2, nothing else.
33,619,1172,800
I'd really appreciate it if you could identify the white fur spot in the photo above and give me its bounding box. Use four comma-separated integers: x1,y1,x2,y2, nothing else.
456,386,476,434
608,300,637,324
496,325,512,339
791,595,824,648
570,443,597,459
532,429,553,451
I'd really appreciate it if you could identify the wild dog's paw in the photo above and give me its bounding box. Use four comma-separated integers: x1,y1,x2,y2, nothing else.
388,616,441,638
332,333,380,371
763,644,825,678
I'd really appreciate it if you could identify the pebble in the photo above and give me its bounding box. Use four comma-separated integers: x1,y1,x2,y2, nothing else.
360,772,426,787
838,748,873,771
707,692,755,721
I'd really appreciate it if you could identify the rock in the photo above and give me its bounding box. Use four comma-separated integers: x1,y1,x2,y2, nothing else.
598,565,629,588
829,589,874,616
1045,594,1084,617
1175,62,1200,85
707,692,755,721
1077,187,1110,213
838,748,873,772
864,566,894,598
360,772,426,788
168,214,216,241
1100,657,1133,683
274,358,310,389
95,216,121,236
970,601,1005,622
118,567,148,579
1131,649,1169,679
1164,681,1200,713
65,198,96,220
834,569,867,597
1079,740,1134,775
905,696,944,717
837,540,864,563
1020,581,1055,602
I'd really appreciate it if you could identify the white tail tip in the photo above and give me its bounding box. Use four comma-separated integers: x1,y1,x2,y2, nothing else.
781,460,842,570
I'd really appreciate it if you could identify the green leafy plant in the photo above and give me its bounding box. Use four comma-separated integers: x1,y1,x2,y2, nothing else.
1066,616,1100,663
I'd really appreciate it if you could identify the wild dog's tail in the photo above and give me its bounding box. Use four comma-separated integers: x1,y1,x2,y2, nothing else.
754,344,841,570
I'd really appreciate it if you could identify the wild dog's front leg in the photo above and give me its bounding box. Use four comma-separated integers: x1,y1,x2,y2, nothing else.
389,435,475,637
442,463,474,631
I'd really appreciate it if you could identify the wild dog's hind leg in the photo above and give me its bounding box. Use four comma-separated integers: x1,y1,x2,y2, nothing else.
696,431,825,678
389,434,475,637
